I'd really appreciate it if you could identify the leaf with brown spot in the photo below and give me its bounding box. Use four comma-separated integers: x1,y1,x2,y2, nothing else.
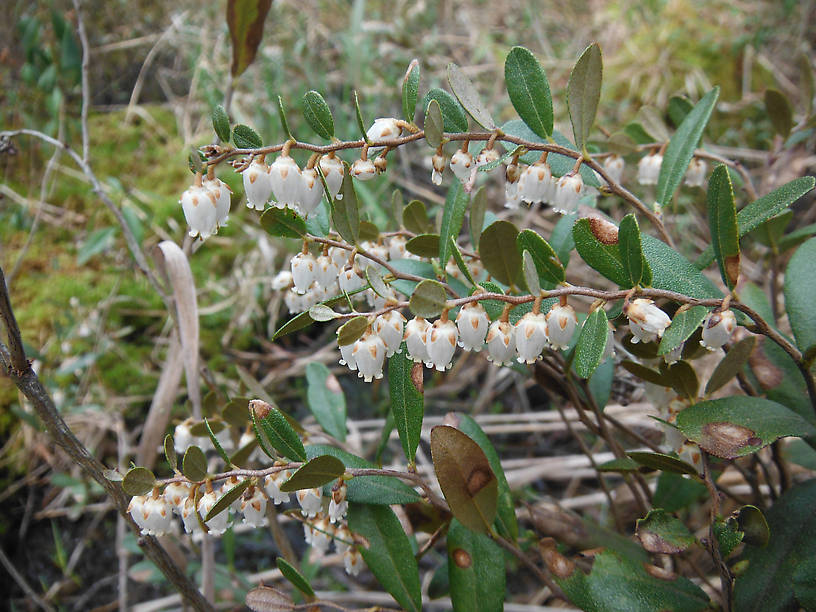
430,425,497,534
447,519,505,612
227,0,273,78
245,585,294,612
388,346,424,464
707,165,740,289
675,397,816,459
636,509,696,554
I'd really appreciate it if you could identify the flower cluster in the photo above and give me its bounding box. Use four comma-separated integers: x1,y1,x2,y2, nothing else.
624,299,736,351
179,174,232,240
500,157,587,214
636,152,708,187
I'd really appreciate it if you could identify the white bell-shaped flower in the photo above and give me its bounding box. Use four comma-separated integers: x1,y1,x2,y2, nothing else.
143,495,173,535
264,471,291,505
351,158,377,181
684,158,708,187
431,153,446,186
271,270,293,290
223,476,245,512
180,496,201,534
450,149,474,184
637,153,663,185
388,236,408,260
300,167,324,217
404,316,430,364
519,162,553,204
663,344,684,365
344,548,363,576
425,318,458,371
329,245,349,267
603,154,625,184
700,309,736,351
625,298,671,344
128,495,151,534
291,252,317,295
284,289,303,314
553,173,584,215
198,490,229,536
296,488,323,518
334,525,353,555
240,487,267,528
545,303,578,351
486,320,516,366
173,421,195,454
475,147,500,168
373,310,406,357
314,255,340,288
243,158,273,211
269,155,303,209
339,342,357,371
366,117,402,141
515,311,549,363
309,517,334,556
329,484,348,523
180,184,218,240
163,482,191,513
456,302,489,352
352,330,387,382
319,155,344,200
338,267,365,294
504,162,522,210
203,176,232,229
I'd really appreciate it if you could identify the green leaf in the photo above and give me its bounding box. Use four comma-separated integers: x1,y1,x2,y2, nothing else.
738,504,769,547
656,87,719,208
627,451,701,476
402,59,420,123
276,557,315,598
409,279,447,318
402,199,433,234
331,163,360,244
163,434,177,472
574,308,609,379
365,265,389,298
675,397,816,459
479,220,522,286
302,90,334,139
734,479,816,612
521,251,540,295
203,417,231,465
504,46,553,138
706,336,757,395
653,471,707,511
336,315,368,347
257,405,307,462
450,238,476,286
232,124,263,149
784,237,816,353
424,99,444,149
211,105,231,142
306,445,421,504
572,217,627,286
430,425,497,534
439,182,469,265
469,186,487,249
454,415,517,541
618,214,648,288
556,549,709,612
280,455,345,491
122,467,156,496
205,478,249,522
666,361,699,400
707,165,740,288
642,235,722,299
447,63,496,129
658,306,708,356
667,95,694,128
567,43,602,151
181,446,208,481
388,347,424,464
226,0,272,78
516,229,565,284
799,53,815,117
764,89,793,138
305,363,346,441
714,518,744,558
348,503,422,612
77,227,116,265
259,207,306,238
352,90,367,141
697,177,816,267
622,360,669,386
447,519,505,612
278,95,296,145
422,88,468,133
636,509,696,554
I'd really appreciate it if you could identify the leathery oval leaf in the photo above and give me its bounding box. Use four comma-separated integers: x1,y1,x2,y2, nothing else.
566,42,603,151
636,508,696,554
504,46,553,139
409,279,447,318
447,518,506,612
479,220,522,287
336,315,368,347
181,445,208,482
447,62,496,129
302,90,334,140
122,466,156,496
430,425,498,534
279,455,345,492
276,557,315,598
205,478,250,522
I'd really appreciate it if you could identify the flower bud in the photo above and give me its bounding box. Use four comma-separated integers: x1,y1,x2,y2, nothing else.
373,156,388,173
486,320,516,366
366,117,401,141
352,329,387,382
180,184,218,240
515,311,548,363
504,162,522,209
637,153,662,185
329,483,348,524
545,303,578,350
404,316,431,363
425,318,458,371
552,173,584,215
319,155,344,200
351,158,377,181
456,302,489,351
243,158,273,211
700,309,736,351
291,252,317,295
373,310,406,357
271,270,293,290
625,298,671,344
269,155,303,209
431,153,446,186
603,154,625,184
475,147,500,168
